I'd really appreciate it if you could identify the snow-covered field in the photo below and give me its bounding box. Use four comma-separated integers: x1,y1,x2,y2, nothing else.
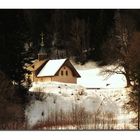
25,62,136,130
75,61,127,88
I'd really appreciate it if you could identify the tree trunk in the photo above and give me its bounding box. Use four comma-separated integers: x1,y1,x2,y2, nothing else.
123,66,132,87
125,74,132,87
138,93,140,130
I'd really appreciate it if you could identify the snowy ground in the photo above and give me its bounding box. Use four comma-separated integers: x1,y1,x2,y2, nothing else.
25,62,136,130
74,61,127,88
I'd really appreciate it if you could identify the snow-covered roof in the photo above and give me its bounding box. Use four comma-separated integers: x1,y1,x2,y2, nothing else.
37,59,67,77
27,59,47,71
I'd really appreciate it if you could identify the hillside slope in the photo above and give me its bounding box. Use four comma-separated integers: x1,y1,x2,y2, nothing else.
26,81,135,129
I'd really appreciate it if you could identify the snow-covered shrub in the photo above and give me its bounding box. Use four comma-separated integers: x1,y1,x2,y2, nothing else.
29,87,47,101
34,92,47,101
31,108,118,130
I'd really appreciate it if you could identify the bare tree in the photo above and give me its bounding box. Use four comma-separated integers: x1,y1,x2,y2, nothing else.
102,11,140,128
102,10,136,87
124,32,140,130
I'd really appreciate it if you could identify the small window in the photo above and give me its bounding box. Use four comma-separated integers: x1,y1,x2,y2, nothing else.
66,70,68,76
61,70,63,76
